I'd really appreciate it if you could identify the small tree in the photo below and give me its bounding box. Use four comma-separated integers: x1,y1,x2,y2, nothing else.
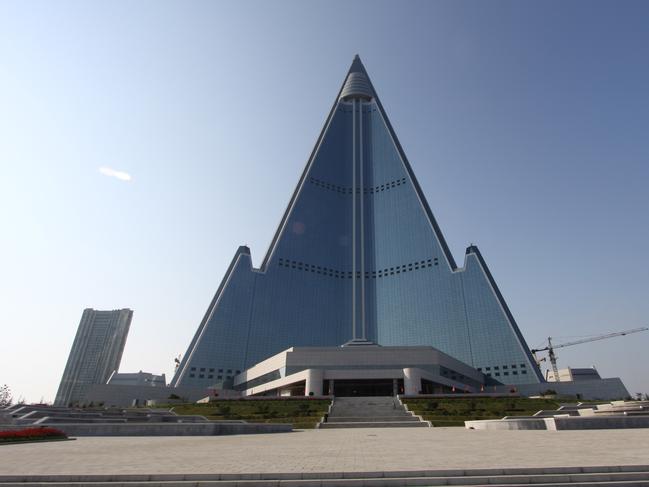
0,384,12,407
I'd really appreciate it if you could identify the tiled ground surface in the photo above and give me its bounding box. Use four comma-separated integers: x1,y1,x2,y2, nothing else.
1,428,648,475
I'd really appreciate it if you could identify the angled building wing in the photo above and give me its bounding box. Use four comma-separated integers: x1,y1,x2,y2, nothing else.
172,56,543,387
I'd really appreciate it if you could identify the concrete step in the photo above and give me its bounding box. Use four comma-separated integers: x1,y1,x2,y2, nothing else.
328,411,412,418
322,395,426,428
320,420,430,428
332,397,398,405
3,467,649,486
327,415,421,422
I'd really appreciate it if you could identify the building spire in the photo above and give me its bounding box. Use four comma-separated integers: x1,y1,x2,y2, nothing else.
340,55,373,101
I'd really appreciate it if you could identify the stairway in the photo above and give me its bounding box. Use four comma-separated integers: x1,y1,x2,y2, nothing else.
4,465,649,486
319,396,430,428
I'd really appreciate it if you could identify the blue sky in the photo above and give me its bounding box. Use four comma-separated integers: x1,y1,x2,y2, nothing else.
1,1,648,402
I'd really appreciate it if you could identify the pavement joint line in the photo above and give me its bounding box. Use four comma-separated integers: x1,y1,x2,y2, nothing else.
4,481,649,487
3,469,649,483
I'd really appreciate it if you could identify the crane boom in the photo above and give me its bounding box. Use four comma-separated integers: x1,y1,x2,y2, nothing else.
530,326,648,382
552,327,648,349
531,327,649,353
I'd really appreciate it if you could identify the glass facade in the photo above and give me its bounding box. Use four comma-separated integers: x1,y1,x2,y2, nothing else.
172,57,543,388
55,308,133,406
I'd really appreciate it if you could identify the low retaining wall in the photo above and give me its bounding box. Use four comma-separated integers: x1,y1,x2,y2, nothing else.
0,422,292,436
551,415,649,430
466,415,649,430
465,418,548,430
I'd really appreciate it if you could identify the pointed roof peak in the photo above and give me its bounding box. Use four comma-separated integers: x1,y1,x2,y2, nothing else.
349,54,367,75
341,55,373,101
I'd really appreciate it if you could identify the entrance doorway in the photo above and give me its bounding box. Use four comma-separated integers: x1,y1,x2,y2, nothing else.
331,379,394,396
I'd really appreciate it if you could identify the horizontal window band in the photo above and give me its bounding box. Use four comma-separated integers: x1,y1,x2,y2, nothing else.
308,176,407,195
277,256,440,279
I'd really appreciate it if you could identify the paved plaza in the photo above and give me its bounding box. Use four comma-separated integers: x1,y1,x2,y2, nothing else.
2,428,649,476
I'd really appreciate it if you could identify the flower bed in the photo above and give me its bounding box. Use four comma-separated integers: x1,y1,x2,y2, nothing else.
0,427,68,443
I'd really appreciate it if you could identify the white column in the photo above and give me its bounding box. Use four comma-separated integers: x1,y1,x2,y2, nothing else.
403,368,422,396
305,369,324,396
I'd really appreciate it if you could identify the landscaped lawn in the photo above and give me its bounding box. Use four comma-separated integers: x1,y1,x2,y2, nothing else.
166,398,332,429
402,397,562,426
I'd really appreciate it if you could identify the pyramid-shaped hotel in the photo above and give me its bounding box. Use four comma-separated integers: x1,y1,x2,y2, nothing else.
171,56,545,395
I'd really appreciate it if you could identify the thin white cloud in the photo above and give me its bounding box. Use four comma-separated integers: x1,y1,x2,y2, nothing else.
99,166,132,182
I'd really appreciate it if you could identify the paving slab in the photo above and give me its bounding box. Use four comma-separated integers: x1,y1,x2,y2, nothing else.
1,428,649,476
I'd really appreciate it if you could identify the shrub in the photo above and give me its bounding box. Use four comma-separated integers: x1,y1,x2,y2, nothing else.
0,427,67,442
216,404,231,416
255,403,270,414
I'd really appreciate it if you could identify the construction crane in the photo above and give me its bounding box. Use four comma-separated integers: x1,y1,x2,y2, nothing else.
174,354,182,372
531,327,649,382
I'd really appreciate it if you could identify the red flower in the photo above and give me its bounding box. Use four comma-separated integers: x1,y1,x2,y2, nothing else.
0,427,67,440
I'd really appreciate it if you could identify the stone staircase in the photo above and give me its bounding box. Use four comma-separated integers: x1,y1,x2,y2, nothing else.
3,465,649,486
319,396,430,428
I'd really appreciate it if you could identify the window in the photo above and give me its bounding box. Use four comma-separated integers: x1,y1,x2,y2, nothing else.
503,365,508,369
504,372,509,376
513,371,518,375
495,372,500,376
520,364,526,368
208,374,213,379
209,368,215,372
200,368,205,372
485,367,491,371
511,364,517,369
189,373,195,378
522,370,527,374
199,374,204,378
190,367,196,371
494,366,499,370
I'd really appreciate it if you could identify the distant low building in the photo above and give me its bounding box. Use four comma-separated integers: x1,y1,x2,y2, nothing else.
107,371,166,387
546,367,601,383
54,308,132,406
